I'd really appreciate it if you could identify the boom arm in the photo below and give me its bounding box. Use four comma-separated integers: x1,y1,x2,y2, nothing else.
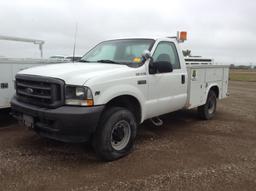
0,35,45,58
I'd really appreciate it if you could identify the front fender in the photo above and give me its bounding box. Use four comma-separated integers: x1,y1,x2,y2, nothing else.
94,84,146,122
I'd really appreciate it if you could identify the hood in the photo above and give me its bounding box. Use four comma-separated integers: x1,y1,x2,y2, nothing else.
18,62,127,85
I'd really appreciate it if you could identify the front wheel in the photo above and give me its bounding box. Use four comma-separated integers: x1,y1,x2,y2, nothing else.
198,90,217,120
92,107,137,161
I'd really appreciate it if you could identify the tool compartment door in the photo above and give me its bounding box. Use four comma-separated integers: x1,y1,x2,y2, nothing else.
0,64,13,108
187,68,206,109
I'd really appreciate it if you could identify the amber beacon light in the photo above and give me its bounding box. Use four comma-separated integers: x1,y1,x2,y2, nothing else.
178,31,187,42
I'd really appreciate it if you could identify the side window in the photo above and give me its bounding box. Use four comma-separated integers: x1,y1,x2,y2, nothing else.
152,41,180,70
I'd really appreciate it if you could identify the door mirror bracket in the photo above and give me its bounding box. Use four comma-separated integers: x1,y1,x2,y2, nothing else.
142,50,157,74
142,50,152,61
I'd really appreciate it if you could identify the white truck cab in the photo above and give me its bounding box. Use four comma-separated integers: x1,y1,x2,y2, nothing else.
11,33,229,161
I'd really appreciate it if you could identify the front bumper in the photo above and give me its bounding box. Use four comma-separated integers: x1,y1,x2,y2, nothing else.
11,97,104,142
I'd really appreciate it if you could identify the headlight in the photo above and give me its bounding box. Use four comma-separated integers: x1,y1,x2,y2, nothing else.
65,85,94,106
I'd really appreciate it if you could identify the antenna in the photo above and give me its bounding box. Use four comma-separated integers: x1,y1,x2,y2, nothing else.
72,23,78,62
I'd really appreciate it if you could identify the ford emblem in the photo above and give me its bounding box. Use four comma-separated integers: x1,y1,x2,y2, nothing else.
26,87,34,94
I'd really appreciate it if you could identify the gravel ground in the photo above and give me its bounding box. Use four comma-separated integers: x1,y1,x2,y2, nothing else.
0,81,256,191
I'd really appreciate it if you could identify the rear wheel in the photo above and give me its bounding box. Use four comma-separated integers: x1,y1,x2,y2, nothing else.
92,107,137,161
198,90,217,120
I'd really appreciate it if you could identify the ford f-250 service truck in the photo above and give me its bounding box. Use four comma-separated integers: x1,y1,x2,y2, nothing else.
11,32,229,161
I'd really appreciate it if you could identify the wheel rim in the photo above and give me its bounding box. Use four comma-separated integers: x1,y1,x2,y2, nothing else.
111,120,131,151
208,97,216,114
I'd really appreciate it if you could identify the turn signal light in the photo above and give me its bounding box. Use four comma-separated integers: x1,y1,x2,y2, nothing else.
86,99,94,107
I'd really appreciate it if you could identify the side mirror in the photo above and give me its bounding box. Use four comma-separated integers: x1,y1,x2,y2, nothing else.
154,61,173,73
142,50,158,74
149,60,157,74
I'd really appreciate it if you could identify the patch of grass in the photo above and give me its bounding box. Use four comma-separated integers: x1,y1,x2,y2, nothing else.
229,70,256,82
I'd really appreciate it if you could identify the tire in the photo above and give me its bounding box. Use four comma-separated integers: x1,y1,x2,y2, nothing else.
92,107,137,161
198,90,217,120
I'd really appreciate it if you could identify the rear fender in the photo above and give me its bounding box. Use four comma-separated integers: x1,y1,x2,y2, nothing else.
203,83,220,104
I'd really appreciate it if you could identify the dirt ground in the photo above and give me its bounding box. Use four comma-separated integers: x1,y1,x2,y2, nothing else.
0,81,256,191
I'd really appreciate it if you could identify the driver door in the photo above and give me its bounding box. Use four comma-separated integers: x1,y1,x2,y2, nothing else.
146,41,187,118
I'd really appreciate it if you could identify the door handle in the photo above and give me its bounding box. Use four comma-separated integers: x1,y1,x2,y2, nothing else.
181,75,185,84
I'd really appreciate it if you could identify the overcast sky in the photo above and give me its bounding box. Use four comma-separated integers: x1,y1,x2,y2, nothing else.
0,0,255,65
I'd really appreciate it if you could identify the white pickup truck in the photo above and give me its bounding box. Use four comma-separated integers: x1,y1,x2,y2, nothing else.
11,33,229,161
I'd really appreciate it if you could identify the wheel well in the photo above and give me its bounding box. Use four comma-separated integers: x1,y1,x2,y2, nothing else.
105,95,141,124
210,86,219,98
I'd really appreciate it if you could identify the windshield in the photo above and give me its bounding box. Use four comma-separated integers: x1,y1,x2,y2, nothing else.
80,39,155,66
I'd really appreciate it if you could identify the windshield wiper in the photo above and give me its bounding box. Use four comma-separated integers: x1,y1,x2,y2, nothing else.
96,59,120,64
79,59,124,65
78,60,91,63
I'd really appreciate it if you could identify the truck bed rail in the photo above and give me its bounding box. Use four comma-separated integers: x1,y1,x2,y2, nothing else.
185,57,214,66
